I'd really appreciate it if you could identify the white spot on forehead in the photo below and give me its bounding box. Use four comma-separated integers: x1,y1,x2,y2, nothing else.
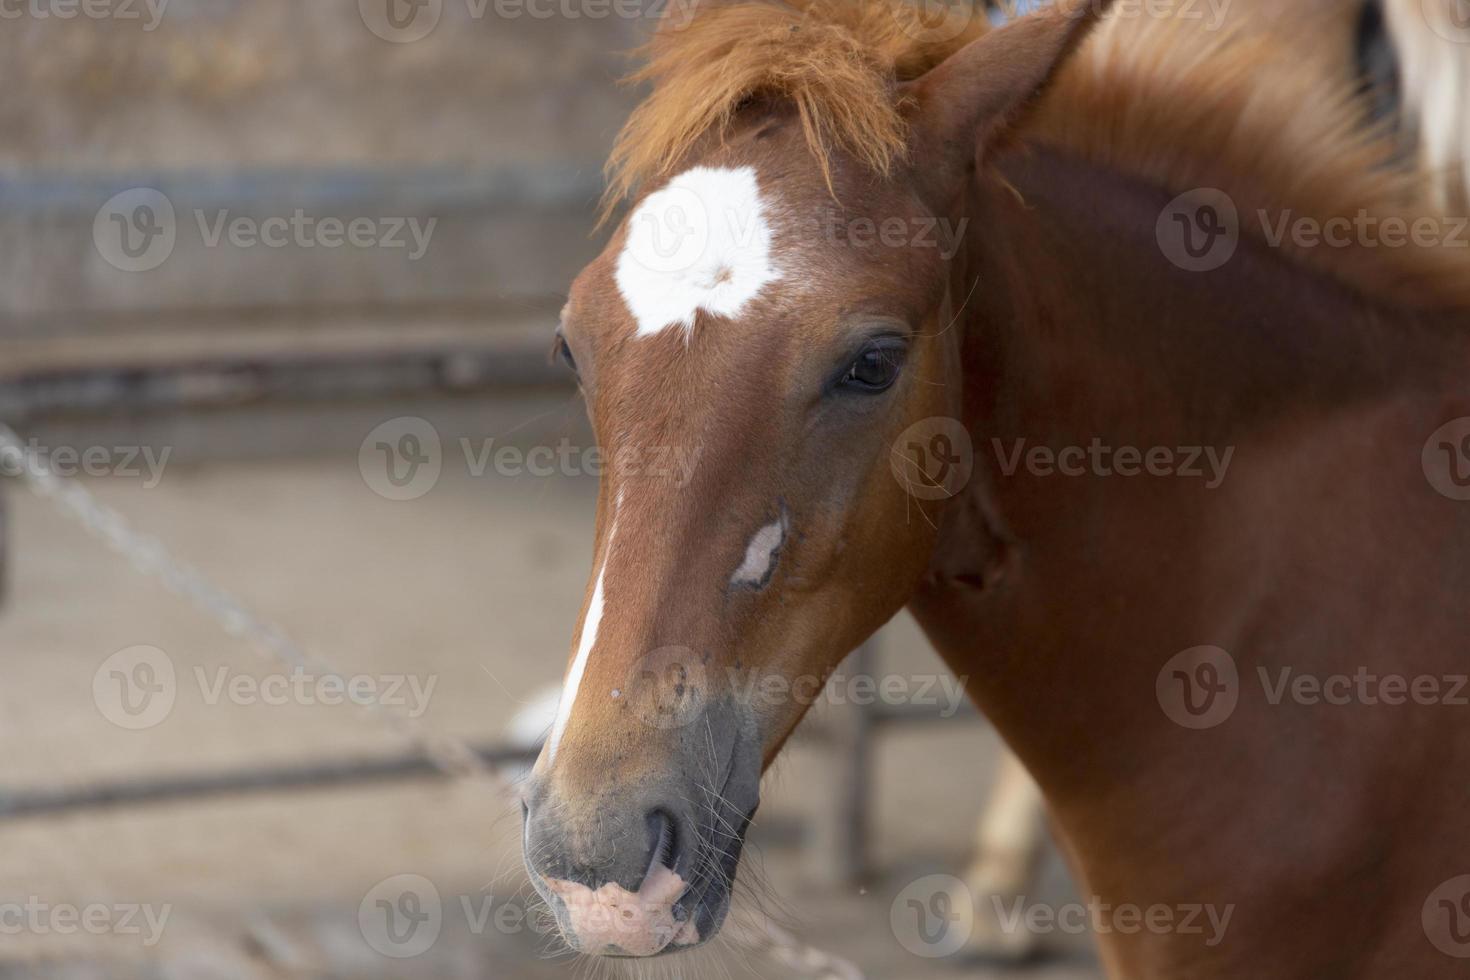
615,165,782,339
546,498,620,765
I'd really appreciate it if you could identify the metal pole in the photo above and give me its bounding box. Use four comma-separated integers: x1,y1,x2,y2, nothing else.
818,641,877,886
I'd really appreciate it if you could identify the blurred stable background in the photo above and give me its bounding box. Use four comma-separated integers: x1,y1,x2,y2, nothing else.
0,2,1092,978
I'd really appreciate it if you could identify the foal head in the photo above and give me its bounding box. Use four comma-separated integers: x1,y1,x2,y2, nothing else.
520,0,1111,957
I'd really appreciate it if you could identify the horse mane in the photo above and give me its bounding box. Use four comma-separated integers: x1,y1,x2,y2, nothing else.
1029,9,1470,307
602,0,989,215
606,1,1470,307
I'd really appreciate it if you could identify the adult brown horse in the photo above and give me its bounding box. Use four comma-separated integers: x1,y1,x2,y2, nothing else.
520,0,1470,974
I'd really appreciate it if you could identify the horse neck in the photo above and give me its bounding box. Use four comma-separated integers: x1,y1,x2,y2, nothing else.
915,142,1470,895
955,146,1463,450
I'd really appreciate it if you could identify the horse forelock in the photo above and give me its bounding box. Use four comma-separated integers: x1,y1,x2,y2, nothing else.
601,0,991,220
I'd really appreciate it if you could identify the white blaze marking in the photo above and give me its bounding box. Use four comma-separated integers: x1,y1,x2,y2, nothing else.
547,509,619,764
731,514,786,588
615,165,782,338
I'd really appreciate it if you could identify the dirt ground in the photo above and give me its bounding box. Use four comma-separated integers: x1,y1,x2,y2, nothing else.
0,395,1102,979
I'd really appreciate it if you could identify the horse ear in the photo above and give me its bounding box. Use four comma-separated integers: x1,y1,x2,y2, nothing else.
902,0,1116,206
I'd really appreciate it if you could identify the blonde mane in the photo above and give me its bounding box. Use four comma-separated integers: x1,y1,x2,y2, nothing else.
607,0,1470,307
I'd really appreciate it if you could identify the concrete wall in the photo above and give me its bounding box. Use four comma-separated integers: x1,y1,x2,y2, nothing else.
1,0,655,370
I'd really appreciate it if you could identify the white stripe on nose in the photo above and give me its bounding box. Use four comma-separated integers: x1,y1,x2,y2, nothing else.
547,508,619,764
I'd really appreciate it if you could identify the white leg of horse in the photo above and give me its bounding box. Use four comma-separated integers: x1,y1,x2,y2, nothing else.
964,748,1047,961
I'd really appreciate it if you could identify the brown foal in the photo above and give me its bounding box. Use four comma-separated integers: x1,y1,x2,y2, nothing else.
520,1,1470,974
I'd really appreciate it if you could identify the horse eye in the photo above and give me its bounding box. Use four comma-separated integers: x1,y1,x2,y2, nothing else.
554,334,579,376
839,341,905,393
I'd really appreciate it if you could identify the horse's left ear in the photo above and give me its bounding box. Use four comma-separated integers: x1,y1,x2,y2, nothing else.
902,0,1116,207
